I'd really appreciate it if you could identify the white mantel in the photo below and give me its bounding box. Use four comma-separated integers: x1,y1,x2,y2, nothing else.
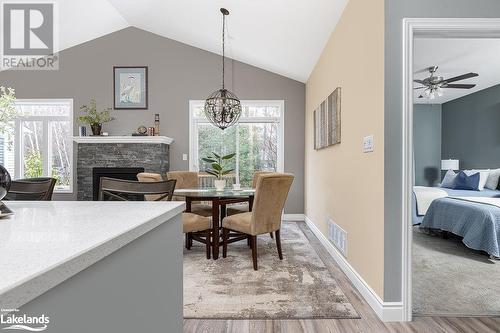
73,135,174,145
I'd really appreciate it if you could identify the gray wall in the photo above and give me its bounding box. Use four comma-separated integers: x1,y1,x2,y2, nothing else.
0,27,305,213
384,0,500,302
442,84,500,170
414,104,442,186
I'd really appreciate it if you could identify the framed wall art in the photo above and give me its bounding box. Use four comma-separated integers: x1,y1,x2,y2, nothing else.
113,66,148,109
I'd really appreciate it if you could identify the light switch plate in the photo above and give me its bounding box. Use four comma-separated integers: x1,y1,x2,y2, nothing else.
182,154,188,161
363,135,374,153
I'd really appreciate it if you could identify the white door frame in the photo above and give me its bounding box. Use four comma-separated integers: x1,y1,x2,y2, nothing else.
402,18,500,321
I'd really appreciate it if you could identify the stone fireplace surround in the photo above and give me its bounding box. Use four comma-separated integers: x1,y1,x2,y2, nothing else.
74,136,173,200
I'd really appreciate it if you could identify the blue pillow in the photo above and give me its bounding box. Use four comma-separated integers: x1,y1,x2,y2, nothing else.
453,171,480,191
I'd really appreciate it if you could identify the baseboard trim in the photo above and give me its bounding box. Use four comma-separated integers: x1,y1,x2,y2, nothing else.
304,216,404,322
282,214,305,222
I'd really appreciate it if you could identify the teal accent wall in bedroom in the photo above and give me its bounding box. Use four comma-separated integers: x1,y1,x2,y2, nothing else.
414,104,442,186
442,83,500,170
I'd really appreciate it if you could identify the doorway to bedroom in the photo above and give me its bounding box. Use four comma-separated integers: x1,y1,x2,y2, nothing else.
409,23,500,317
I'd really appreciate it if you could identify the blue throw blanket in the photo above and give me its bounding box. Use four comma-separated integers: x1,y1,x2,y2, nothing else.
421,197,500,258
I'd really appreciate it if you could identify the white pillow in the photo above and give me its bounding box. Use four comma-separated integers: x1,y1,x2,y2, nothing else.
441,170,457,188
485,168,500,190
464,169,490,191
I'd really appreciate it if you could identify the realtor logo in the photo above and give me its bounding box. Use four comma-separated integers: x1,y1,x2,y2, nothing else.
1,2,58,70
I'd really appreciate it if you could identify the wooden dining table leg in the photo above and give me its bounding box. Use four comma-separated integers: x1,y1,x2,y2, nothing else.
212,198,220,259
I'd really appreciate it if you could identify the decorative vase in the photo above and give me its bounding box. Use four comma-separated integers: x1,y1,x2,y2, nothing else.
90,123,102,136
214,179,226,191
0,165,11,200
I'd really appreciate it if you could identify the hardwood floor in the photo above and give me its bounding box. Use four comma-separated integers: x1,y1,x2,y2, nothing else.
184,222,500,333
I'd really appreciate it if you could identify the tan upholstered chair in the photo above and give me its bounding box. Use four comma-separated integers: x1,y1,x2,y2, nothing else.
166,171,212,217
226,171,275,216
137,172,212,259
221,173,294,270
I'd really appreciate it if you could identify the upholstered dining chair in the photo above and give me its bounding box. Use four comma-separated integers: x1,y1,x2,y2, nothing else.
165,171,212,217
137,172,212,259
5,177,57,201
221,173,294,270
226,171,275,216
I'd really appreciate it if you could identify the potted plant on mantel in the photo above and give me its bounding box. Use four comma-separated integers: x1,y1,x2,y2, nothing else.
78,99,114,136
203,152,235,191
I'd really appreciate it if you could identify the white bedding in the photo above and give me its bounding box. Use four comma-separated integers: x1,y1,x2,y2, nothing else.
450,197,500,209
413,186,448,215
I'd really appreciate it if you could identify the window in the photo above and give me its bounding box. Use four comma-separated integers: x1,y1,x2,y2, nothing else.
189,100,284,187
0,99,73,193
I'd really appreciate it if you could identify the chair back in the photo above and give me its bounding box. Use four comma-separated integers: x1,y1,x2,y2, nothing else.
5,177,57,201
251,173,294,235
99,177,176,201
136,172,165,201
166,171,198,188
252,171,275,188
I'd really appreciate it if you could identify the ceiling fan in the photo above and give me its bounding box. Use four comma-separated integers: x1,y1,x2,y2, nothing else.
414,66,479,99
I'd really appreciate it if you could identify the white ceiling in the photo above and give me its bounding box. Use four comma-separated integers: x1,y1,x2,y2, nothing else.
56,0,129,51
52,0,348,83
414,38,500,104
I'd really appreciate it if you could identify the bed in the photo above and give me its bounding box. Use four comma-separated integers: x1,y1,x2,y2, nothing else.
413,186,500,258
412,187,500,225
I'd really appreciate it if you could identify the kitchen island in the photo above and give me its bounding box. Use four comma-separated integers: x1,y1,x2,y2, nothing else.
0,201,184,333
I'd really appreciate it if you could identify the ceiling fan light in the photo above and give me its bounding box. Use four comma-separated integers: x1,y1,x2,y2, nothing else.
436,87,444,97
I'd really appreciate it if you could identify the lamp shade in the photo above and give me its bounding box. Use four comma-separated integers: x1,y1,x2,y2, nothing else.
441,159,459,171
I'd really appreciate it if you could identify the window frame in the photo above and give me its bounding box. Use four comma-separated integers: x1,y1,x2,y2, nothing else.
13,99,74,193
189,100,285,182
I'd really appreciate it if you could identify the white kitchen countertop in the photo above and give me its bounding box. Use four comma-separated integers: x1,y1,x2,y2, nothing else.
0,201,185,310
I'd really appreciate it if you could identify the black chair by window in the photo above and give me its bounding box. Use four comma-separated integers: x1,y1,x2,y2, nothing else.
5,177,57,201
98,177,177,201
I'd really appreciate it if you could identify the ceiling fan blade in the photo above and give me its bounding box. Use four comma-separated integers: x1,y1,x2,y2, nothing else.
413,79,426,84
443,72,478,83
444,83,476,89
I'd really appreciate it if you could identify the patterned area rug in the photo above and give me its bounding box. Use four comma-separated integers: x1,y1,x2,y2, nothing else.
183,222,359,319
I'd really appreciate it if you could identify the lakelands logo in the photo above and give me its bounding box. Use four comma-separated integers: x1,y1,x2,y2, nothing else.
1,1,59,70
0,310,49,331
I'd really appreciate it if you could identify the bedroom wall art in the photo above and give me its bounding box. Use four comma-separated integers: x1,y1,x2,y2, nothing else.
314,87,341,150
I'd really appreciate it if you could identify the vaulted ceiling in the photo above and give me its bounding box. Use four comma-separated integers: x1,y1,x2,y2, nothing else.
54,0,349,83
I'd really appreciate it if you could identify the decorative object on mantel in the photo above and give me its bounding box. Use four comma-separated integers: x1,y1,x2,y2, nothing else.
202,152,235,191
154,114,160,136
132,125,148,136
148,127,155,136
79,125,87,136
204,8,242,131
78,99,114,136
113,66,148,109
314,87,341,150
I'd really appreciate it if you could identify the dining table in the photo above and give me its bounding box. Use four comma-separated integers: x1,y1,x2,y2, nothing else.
174,188,255,259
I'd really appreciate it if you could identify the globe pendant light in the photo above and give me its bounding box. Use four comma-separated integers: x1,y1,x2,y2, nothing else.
204,8,242,130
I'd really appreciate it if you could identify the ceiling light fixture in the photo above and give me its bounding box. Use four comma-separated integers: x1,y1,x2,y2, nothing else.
204,8,242,130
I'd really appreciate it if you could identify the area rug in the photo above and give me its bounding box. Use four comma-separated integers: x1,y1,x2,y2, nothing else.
413,227,500,316
183,222,359,319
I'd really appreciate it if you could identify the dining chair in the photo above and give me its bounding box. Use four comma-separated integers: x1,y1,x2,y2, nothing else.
221,173,294,270
98,177,176,201
5,177,57,201
136,172,212,259
226,171,274,216
165,171,212,217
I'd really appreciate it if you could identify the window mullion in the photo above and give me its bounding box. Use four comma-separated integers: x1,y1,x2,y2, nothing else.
43,120,50,177
235,124,240,185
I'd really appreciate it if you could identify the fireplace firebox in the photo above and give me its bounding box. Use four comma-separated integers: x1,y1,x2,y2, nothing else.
92,167,145,201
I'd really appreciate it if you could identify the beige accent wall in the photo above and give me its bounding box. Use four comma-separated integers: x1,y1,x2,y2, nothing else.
305,0,385,298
